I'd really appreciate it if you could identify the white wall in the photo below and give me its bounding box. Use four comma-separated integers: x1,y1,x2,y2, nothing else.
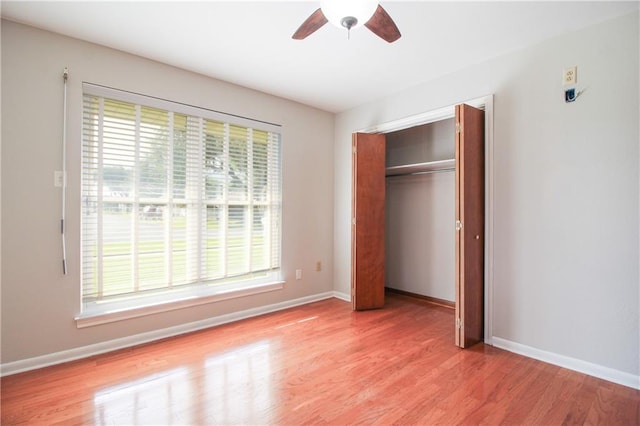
386,172,455,301
386,118,455,167
334,11,639,379
1,20,334,364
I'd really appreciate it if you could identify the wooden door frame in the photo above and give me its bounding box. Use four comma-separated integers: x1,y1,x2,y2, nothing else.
354,95,495,345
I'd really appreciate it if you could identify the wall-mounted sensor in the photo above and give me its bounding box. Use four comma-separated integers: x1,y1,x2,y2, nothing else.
565,88,576,103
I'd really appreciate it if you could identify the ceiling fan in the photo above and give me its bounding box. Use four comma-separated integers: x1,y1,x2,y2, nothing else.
292,0,401,43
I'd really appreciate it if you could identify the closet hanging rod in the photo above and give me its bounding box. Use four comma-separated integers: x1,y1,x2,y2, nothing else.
385,168,455,178
385,158,455,177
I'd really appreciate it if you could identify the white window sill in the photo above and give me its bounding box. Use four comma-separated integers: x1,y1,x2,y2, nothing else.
75,281,285,328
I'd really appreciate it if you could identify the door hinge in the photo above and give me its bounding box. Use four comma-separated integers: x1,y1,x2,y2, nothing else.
455,122,462,133
352,145,357,154
352,217,356,225
456,318,463,329
455,220,463,231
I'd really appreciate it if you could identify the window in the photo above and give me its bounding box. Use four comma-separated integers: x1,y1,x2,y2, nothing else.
80,83,282,323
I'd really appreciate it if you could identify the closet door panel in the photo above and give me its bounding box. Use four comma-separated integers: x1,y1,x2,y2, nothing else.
351,132,386,310
455,104,485,348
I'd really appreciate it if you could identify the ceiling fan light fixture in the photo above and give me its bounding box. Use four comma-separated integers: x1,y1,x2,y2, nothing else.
292,1,401,43
320,0,378,30
340,16,358,30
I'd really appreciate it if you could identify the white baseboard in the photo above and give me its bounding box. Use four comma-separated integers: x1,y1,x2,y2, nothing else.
333,291,351,302
492,337,640,390
1,291,339,377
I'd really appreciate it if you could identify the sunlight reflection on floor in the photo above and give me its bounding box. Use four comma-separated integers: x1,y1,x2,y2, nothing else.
93,340,274,425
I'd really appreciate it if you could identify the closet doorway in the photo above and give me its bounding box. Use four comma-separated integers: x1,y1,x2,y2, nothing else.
351,102,487,349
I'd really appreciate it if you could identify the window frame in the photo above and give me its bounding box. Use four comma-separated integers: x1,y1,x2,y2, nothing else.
76,83,283,328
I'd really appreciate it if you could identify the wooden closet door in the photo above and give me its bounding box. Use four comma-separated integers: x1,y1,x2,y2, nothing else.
351,132,386,310
455,104,485,348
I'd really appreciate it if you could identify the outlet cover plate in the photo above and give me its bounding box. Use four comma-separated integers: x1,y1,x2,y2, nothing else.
563,66,577,86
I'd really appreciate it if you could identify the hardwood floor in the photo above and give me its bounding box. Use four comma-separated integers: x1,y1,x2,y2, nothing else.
2,293,638,425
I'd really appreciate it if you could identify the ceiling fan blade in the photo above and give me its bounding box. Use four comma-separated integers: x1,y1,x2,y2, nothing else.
292,8,328,40
365,5,401,43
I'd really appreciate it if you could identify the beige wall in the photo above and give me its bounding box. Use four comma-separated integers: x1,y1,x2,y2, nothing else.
1,20,334,363
334,11,639,377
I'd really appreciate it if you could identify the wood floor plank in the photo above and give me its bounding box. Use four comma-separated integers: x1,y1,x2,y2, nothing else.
1,294,638,425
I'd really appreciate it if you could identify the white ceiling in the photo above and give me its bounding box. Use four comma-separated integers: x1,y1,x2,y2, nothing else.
2,1,638,113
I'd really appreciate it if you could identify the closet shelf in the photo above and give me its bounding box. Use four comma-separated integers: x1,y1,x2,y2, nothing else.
385,159,455,176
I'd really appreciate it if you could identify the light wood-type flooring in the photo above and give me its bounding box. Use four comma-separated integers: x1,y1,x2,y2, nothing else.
2,293,639,425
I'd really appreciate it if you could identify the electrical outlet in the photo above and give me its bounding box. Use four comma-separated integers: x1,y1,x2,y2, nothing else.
316,261,322,272
563,66,577,86
295,269,302,280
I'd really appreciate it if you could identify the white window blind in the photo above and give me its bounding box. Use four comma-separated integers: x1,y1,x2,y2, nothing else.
81,84,281,311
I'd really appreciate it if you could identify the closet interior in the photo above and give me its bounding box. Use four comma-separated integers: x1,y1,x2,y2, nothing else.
384,118,456,306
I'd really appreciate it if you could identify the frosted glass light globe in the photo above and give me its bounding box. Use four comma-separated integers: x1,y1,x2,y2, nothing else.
321,0,378,29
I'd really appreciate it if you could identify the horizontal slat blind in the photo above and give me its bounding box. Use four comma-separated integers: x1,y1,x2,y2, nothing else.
81,86,281,305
